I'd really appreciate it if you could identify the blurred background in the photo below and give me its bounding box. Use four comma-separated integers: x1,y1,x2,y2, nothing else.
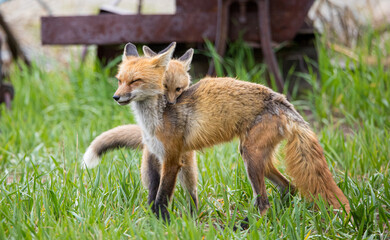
0,0,388,65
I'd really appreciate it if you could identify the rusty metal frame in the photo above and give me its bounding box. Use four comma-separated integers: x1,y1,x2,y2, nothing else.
41,14,218,45
257,0,284,93
41,0,315,94
209,0,284,93
0,36,14,110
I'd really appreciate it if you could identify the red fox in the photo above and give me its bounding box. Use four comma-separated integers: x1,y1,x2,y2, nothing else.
83,45,193,167
110,42,350,223
83,45,199,211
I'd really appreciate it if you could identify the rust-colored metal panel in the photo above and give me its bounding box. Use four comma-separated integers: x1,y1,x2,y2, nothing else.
41,0,314,46
176,0,219,13
228,0,314,43
176,0,314,43
40,0,316,94
269,0,315,42
41,13,218,45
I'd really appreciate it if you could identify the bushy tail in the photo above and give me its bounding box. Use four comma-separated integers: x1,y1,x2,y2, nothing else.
284,121,350,212
82,124,143,168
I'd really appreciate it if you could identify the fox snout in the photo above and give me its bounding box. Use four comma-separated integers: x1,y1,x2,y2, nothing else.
113,92,133,105
167,93,177,104
167,98,176,105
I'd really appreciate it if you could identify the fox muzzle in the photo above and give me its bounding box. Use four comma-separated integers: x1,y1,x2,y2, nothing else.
113,93,133,105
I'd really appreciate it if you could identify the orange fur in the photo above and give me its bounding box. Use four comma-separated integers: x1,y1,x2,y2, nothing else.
112,43,350,221
285,123,350,211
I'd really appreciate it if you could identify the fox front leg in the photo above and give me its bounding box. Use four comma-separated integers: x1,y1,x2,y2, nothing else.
178,151,198,214
140,148,161,210
154,152,183,222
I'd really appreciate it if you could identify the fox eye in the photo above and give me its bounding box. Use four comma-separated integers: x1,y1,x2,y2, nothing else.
117,78,122,84
164,84,168,89
176,87,181,92
132,78,142,83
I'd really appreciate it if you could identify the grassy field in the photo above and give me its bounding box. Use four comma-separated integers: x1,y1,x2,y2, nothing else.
0,35,389,239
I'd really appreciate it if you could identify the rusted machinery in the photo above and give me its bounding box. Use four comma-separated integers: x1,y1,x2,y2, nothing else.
0,12,29,109
0,36,13,109
41,0,315,93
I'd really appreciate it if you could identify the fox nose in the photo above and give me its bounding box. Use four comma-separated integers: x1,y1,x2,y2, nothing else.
113,95,120,101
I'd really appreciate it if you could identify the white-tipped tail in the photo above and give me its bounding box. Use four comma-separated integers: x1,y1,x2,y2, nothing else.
81,124,144,169
82,146,100,168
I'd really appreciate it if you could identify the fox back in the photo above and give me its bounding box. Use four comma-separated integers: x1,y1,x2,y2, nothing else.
161,77,303,151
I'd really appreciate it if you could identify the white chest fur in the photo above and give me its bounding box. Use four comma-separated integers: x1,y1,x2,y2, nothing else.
131,99,165,161
142,132,165,160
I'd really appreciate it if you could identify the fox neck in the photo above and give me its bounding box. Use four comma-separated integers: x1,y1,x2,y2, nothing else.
131,94,166,159
131,94,165,134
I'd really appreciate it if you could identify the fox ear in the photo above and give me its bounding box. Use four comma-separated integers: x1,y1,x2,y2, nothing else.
152,42,176,68
143,43,175,57
178,48,194,71
158,42,176,55
123,43,139,61
143,46,157,57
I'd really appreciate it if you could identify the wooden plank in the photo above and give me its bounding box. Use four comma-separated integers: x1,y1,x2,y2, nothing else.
41,13,218,45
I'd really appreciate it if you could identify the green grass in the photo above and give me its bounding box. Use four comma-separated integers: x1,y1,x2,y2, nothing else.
0,35,389,239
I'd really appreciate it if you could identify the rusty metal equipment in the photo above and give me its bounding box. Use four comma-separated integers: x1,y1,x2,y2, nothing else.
0,11,26,110
0,81,13,110
0,48,14,109
41,0,315,93
0,36,14,109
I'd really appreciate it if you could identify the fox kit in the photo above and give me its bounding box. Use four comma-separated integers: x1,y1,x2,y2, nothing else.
143,45,192,104
110,42,350,223
83,45,198,210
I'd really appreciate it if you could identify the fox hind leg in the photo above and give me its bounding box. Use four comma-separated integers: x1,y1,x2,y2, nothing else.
265,161,296,196
240,144,270,216
239,143,270,230
238,115,285,228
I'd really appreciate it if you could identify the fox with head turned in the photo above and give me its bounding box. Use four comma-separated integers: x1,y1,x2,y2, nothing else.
86,42,350,227
83,44,194,168
83,45,199,211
